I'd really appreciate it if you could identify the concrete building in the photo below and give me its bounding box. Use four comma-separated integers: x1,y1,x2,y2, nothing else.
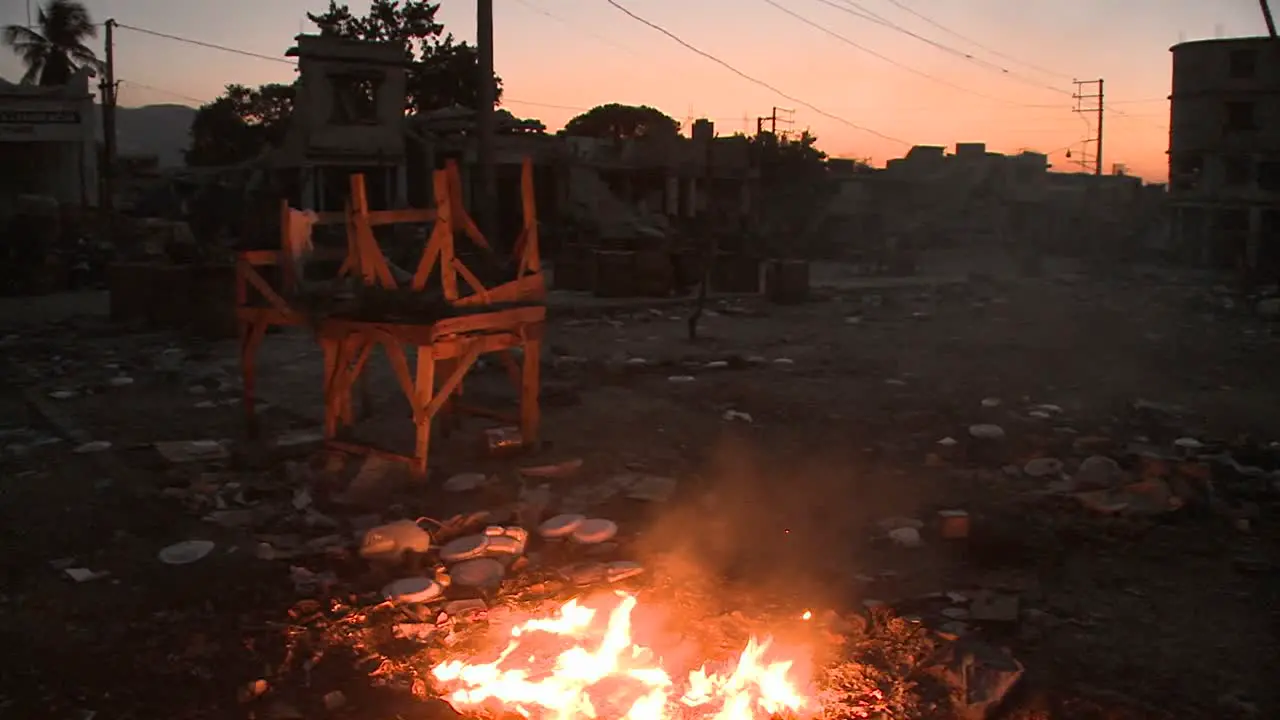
1168,37,1280,269
0,66,99,219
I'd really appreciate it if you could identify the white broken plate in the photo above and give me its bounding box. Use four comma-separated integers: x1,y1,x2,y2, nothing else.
444,472,490,492
440,535,489,563
450,558,505,588
155,440,229,464
572,519,618,545
383,577,443,604
888,527,923,548
969,424,1006,440
485,535,526,555
704,361,729,369
275,429,324,447
606,561,644,583
625,475,678,502
64,567,109,582
360,520,431,559
107,376,135,387
48,390,78,400
73,440,112,454
520,458,584,478
1023,458,1064,478
981,397,1002,408
538,514,585,539
158,539,216,565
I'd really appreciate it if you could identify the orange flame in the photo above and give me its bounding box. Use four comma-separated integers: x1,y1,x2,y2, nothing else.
430,591,818,720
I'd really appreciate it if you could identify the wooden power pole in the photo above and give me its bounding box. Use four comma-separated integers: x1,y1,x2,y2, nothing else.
475,0,497,248
1072,78,1104,175
1262,0,1277,37
101,19,118,235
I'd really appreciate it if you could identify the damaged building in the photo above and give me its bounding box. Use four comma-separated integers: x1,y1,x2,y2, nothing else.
1168,36,1280,272
820,141,1165,265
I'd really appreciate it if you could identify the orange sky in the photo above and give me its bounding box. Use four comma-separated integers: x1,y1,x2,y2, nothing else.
3,0,1269,182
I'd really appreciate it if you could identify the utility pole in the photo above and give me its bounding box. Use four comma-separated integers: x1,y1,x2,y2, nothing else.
1072,78,1104,175
101,19,118,235
1262,0,1277,37
475,0,497,249
754,107,794,138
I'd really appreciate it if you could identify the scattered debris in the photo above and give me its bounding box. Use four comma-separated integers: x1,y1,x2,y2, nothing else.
157,540,216,565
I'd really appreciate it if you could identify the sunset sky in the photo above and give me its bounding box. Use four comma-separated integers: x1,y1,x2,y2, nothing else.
1,0,1270,181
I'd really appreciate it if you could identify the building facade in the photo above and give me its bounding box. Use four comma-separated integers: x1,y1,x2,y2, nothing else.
1169,37,1280,269
0,66,98,220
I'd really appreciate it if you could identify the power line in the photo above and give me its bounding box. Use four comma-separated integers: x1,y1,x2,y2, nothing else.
879,0,1073,81
114,22,296,65
813,0,1073,97
761,0,1017,104
602,0,908,145
509,0,639,55
117,79,205,105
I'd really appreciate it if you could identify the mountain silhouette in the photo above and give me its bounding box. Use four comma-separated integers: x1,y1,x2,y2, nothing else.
92,103,197,168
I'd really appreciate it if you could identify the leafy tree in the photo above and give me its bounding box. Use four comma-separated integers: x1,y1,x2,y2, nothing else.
562,104,680,140
753,129,828,183
185,83,296,167
307,0,501,113
1,0,100,85
186,0,500,166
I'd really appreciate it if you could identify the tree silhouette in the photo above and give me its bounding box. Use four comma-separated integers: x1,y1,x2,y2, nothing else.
185,83,296,167
1,0,101,86
307,0,501,113
187,0,501,166
562,104,680,140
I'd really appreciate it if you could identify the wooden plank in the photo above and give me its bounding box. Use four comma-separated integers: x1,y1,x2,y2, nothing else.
521,337,542,445
519,157,541,276
240,260,295,316
413,345,436,475
453,273,545,308
420,345,481,422
446,160,491,251
414,169,450,292
452,257,490,303
240,250,283,266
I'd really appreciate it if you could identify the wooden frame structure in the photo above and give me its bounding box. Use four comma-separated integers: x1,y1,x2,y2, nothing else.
234,159,546,473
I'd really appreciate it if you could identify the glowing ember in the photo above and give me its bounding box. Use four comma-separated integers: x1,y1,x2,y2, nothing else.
430,591,818,720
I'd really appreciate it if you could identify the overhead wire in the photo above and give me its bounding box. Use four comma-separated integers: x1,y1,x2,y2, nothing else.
117,79,205,105
601,0,909,145
760,0,1020,105
114,22,297,66
878,0,1073,81
510,0,639,55
812,0,1073,97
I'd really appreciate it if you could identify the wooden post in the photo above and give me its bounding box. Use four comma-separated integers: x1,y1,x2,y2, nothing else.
413,345,436,475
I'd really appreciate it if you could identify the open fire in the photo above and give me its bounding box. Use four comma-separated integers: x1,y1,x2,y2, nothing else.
430,591,819,720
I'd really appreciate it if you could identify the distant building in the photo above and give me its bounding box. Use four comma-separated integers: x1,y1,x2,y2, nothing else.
0,67,99,219
1168,37,1280,270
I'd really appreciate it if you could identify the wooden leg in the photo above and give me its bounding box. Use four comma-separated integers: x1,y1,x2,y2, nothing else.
436,358,459,437
321,338,339,438
413,345,436,476
239,319,267,439
520,338,541,446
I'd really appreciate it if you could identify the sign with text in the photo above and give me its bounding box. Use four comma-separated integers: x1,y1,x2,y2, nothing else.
0,109,81,124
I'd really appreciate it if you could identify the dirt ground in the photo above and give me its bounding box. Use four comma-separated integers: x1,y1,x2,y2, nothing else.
0,260,1277,720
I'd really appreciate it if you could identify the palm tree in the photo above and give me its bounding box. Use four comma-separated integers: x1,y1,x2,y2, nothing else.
2,0,101,86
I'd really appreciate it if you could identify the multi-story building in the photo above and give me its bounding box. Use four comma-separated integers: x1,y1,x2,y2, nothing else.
1168,37,1280,269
